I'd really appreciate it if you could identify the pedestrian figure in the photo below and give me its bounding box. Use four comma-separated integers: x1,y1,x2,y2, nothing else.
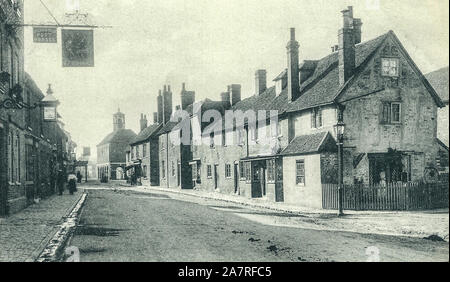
76,171,82,183
68,175,77,195
57,169,65,195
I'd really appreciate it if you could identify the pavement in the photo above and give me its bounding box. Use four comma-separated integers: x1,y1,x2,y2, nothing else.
0,188,85,262
117,184,450,242
70,185,449,262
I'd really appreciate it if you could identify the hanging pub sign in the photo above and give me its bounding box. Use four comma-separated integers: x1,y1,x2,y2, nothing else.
33,27,58,43
62,29,94,67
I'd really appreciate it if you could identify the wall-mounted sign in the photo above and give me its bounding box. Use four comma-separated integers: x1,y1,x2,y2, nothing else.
33,27,58,43
43,106,57,121
62,29,94,67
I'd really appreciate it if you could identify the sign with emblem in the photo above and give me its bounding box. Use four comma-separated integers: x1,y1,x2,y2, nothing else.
62,29,94,67
33,27,58,43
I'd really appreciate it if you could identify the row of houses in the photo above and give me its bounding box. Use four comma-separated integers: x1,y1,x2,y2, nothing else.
0,0,77,216
116,6,448,209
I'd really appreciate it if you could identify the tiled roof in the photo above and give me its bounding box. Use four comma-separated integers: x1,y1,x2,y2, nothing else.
97,129,137,146
425,66,449,103
232,32,389,115
280,131,335,155
155,121,178,135
286,32,389,112
130,123,161,145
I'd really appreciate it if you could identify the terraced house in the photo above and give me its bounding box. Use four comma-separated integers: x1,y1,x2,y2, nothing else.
1,0,75,215
128,113,161,186
180,6,446,209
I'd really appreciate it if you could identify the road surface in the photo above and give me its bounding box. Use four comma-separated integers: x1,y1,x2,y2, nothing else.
68,185,449,262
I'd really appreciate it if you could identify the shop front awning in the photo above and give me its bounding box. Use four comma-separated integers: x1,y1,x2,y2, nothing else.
189,158,201,165
125,160,142,170
240,154,280,162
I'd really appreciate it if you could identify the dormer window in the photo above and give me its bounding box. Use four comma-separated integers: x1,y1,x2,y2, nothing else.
381,58,399,77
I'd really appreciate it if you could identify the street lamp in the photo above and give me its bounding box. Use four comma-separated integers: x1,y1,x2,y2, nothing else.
41,84,60,122
333,107,346,216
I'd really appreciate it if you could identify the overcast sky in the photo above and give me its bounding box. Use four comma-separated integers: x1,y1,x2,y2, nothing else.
23,0,449,160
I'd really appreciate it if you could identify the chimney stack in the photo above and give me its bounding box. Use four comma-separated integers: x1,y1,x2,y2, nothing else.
229,84,241,106
157,90,163,124
353,18,362,44
139,114,148,132
255,69,267,96
287,28,300,102
163,85,173,124
338,6,356,86
181,82,195,110
221,91,230,104
153,112,158,124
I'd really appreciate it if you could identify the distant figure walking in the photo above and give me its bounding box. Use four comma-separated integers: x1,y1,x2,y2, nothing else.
68,175,77,195
57,169,65,195
76,171,82,183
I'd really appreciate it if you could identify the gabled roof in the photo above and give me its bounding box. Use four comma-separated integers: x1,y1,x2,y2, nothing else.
232,32,390,115
97,129,137,146
130,123,161,145
425,67,449,103
280,131,336,156
286,32,389,113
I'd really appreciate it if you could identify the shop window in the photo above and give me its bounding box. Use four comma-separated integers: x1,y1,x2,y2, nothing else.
239,161,246,180
267,159,275,183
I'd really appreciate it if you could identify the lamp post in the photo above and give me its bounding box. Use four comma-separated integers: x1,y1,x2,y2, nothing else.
333,106,346,216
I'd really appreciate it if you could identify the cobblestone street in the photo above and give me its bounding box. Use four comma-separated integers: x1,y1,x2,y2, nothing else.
0,189,84,262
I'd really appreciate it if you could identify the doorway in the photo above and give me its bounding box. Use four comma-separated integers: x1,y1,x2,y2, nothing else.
251,161,266,198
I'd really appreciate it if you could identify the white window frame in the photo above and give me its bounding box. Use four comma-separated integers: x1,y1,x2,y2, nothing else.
296,159,305,186
381,58,400,77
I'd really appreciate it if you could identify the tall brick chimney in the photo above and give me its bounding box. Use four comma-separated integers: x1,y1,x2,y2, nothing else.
229,84,241,106
255,69,267,96
153,112,158,124
353,18,362,44
287,28,299,102
157,90,163,124
139,113,148,132
338,6,356,86
181,83,195,110
221,91,230,104
163,85,173,124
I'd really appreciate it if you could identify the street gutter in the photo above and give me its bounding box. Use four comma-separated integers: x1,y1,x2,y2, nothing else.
35,192,88,262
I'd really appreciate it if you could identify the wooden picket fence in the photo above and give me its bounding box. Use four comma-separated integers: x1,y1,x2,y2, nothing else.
322,182,449,211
